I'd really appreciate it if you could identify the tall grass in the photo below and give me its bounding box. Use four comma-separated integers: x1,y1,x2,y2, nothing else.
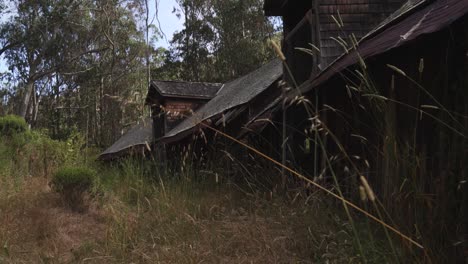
0,14,465,263
93,154,400,263
0,122,402,263
280,14,468,262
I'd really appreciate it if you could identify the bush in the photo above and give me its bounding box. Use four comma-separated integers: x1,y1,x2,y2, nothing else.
0,115,28,136
51,166,96,212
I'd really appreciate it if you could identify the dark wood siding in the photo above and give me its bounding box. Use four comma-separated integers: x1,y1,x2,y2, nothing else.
271,0,407,78
317,0,406,67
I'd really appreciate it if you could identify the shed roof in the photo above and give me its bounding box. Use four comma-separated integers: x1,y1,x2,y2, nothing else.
146,80,222,103
99,118,153,160
301,0,468,94
161,59,283,143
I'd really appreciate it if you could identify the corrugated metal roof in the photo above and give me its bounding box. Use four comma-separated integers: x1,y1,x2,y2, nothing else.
161,59,283,143
148,80,222,101
99,118,153,160
302,0,468,93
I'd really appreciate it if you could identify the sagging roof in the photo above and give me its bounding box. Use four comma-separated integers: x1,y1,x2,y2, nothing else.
301,0,468,94
99,118,153,160
146,80,222,104
160,59,283,143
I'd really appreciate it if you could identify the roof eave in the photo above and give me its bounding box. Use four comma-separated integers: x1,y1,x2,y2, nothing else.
264,0,288,16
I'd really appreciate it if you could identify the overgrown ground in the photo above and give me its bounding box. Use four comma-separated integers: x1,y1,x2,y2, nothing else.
0,127,398,263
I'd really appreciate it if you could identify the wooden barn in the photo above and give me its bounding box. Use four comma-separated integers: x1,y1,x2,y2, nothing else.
155,59,283,177
99,80,222,160
159,59,282,145
266,0,468,260
145,80,222,138
99,60,283,161
99,0,466,259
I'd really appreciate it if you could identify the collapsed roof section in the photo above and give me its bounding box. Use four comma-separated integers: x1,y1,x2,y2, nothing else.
161,59,283,143
99,59,282,159
99,118,153,160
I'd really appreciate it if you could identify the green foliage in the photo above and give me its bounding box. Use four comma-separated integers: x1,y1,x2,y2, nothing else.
0,125,92,181
1,0,279,147
63,130,87,165
97,159,157,206
0,115,27,136
156,0,278,83
52,166,95,193
52,166,96,212
0,0,150,147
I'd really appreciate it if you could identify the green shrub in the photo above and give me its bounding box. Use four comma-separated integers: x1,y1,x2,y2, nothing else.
51,166,96,212
0,115,28,136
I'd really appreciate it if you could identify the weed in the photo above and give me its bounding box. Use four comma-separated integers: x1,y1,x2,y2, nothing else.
0,115,27,136
52,167,96,212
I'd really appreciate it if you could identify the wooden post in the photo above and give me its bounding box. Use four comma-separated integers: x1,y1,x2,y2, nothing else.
281,85,287,189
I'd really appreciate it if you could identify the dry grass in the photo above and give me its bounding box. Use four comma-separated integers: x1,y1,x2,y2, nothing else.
0,168,372,263
99,184,362,263
0,176,107,263
0,132,393,263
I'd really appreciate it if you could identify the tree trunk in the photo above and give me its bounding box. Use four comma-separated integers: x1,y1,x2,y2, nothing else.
19,81,34,119
53,78,60,138
145,0,151,88
32,91,42,127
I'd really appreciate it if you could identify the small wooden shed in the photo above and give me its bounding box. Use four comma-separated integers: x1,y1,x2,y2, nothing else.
160,59,283,145
145,80,222,139
100,80,222,160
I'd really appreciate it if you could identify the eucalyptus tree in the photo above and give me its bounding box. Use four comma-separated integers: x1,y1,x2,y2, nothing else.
156,0,278,83
0,0,104,119
211,0,277,80
0,0,151,145
53,0,149,145
0,0,100,134
170,0,216,82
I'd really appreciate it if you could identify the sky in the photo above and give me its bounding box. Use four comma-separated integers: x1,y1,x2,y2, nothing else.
0,0,184,72
153,0,184,48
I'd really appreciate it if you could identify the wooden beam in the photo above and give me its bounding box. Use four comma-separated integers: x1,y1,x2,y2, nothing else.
264,0,289,16
284,9,313,42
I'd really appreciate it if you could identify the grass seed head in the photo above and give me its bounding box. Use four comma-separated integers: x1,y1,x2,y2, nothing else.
270,40,286,61
360,176,375,202
359,186,368,202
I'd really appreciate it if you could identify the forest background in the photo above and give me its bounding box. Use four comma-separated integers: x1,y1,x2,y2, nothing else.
0,0,280,147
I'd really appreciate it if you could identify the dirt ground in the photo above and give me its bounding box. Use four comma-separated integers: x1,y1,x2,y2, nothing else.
0,177,108,263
